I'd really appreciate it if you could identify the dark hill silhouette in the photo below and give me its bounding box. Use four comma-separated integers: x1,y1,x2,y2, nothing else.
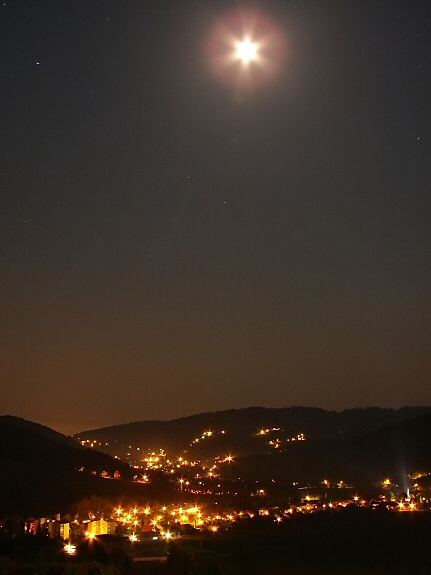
0,416,154,518
224,412,431,488
75,406,431,464
0,416,132,475
3,407,431,517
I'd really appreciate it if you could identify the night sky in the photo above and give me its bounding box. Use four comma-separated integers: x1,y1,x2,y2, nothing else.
1,0,430,435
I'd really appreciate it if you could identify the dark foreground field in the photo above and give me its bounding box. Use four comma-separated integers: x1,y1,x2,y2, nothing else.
174,510,431,574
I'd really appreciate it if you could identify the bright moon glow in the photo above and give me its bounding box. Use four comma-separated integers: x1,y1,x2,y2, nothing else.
206,9,286,87
236,40,257,62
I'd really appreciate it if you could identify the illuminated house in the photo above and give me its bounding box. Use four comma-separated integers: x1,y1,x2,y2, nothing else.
86,519,116,536
60,523,70,541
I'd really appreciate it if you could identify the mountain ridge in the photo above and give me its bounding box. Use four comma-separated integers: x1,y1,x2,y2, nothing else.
74,405,431,461
2,406,431,517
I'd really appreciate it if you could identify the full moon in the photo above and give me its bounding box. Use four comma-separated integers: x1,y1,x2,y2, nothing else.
205,9,286,87
236,40,258,62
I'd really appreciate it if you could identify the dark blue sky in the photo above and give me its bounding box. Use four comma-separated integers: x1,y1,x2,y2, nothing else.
1,0,429,434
